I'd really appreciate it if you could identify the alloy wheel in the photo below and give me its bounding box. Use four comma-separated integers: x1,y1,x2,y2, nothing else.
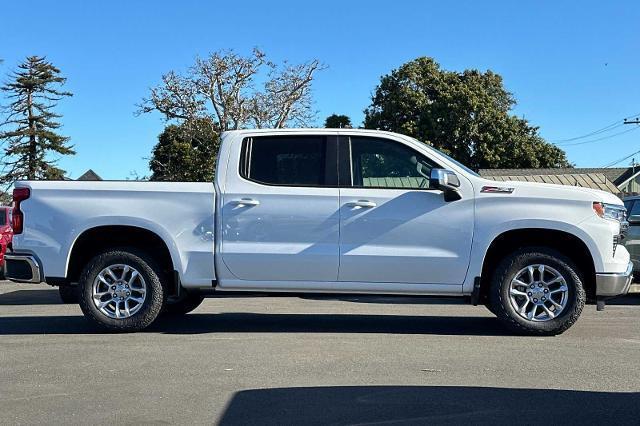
508,264,569,322
92,264,147,319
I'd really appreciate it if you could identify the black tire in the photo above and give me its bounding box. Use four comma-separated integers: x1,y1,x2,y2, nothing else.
78,248,165,332
58,285,79,304
163,292,205,316
489,247,585,336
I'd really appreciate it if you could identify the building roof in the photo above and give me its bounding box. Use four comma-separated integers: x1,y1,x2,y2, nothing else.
77,169,102,181
480,172,620,194
478,167,630,184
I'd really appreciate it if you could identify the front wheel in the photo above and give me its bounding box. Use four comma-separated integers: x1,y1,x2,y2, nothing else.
78,249,165,332
489,247,585,336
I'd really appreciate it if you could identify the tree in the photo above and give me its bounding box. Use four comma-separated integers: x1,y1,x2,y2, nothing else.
139,48,324,131
149,119,219,182
324,114,351,128
364,57,570,170
0,56,74,183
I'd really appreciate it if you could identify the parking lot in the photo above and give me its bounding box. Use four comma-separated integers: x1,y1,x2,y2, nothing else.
1,282,639,425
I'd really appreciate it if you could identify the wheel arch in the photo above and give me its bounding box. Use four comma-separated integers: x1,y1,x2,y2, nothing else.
479,228,597,302
66,224,179,286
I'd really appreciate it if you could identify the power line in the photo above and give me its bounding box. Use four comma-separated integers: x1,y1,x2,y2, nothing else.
602,149,640,168
551,112,640,143
559,126,640,147
552,122,624,143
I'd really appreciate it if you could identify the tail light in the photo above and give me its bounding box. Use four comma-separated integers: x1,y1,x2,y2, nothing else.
12,187,30,234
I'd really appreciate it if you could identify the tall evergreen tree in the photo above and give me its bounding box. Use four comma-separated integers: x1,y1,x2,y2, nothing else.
0,56,74,183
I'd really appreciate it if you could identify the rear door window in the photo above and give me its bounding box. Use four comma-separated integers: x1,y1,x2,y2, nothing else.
241,136,336,187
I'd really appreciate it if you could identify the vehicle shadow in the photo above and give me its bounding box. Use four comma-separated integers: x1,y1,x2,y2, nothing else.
217,385,640,425
606,294,640,305
0,289,61,305
300,294,469,305
0,313,511,336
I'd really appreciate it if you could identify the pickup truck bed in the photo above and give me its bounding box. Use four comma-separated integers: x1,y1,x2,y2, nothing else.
9,181,216,287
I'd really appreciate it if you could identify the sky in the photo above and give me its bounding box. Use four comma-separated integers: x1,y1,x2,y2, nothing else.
1,0,639,179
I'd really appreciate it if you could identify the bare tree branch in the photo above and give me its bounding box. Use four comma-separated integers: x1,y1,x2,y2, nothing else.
139,49,324,131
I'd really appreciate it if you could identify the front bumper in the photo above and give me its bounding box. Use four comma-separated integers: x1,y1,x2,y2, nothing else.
4,253,42,283
595,261,633,297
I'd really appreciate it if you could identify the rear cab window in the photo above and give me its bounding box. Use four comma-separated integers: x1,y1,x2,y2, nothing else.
240,136,337,187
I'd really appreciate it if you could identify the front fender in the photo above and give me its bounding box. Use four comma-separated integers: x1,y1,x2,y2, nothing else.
464,219,602,293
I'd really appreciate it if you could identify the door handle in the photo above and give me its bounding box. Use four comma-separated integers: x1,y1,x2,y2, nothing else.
346,200,377,208
231,198,260,207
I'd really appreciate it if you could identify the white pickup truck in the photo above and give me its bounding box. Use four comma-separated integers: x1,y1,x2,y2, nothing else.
5,129,632,334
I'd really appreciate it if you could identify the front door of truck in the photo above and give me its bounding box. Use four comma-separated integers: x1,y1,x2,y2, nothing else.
337,136,474,285
220,135,340,283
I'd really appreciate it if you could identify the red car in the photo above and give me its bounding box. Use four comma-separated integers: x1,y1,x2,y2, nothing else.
0,206,13,270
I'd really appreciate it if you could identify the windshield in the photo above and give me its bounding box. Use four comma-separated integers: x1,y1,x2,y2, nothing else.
410,138,480,177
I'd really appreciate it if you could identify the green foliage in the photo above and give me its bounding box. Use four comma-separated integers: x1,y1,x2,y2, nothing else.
364,57,570,170
0,191,12,205
324,114,352,128
149,119,219,182
0,56,74,183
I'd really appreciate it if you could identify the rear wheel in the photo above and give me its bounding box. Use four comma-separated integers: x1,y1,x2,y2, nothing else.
163,292,205,315
489,247,585,336
78,248,165,332
58,285,79,304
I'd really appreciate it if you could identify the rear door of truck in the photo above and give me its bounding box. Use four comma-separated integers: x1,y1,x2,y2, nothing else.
219,134,340,283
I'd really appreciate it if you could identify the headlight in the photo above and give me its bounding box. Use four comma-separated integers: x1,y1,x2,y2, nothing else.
592,202,627,222
593,202,628,256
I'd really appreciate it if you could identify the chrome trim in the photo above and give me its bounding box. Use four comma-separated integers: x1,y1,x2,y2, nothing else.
481,186,514,194
4,254,42,283
595,261,633,297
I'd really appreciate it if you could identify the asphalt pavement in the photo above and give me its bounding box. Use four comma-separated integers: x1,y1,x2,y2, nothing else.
0,282,639,425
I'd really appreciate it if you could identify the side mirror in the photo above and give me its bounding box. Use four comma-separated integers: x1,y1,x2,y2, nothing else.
429,169,461,201
430,168,460,190
629,214,640,224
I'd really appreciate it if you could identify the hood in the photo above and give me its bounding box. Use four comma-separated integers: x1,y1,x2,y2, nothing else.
479,178,623,206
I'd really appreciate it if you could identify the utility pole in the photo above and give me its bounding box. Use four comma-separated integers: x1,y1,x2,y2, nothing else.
625,118,640,195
